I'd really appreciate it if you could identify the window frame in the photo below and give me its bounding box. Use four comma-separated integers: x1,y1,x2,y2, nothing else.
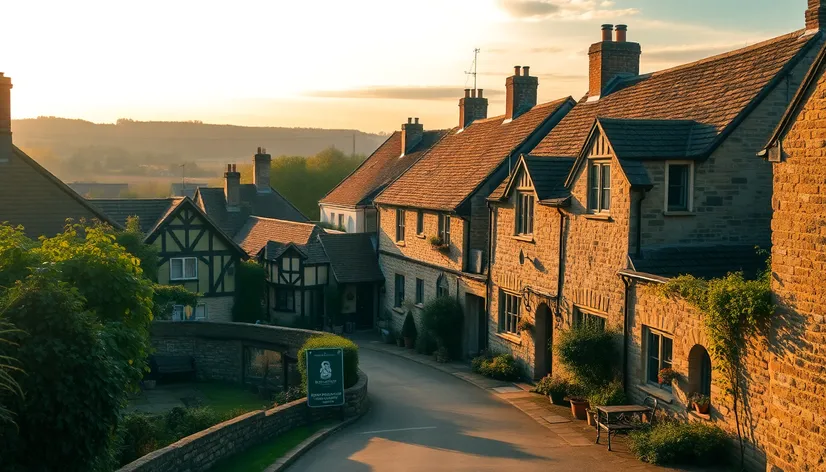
436,275,449,298
395,209,406,242
573,306,607,331
499,290,521,335
587,161,611,214
664,161,694,212
644,327,674,390
337,213,344,230
514,191,535,236
438,214,451,245
170,257,198,281
394,273,405,308
275,289,296,312
416,210,424,235
415,278,424,305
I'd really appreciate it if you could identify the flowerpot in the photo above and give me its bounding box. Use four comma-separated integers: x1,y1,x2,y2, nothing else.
693,402,710,415
569,398,590,420
549,392,567,406
586,409,597,427
404,337,414,349
144,380,156,390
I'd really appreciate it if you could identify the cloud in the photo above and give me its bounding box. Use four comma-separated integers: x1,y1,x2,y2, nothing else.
497,0,639,20
305,86,505,101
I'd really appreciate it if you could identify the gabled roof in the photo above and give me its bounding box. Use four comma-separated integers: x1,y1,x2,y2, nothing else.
234,216,319,257
374,96,576,212
628,245,768,280
319,232,384,283
532,30,821,160
90,197,183,233
489,154,574,206
320,129,448,207
194,184,307,237
596,118,713,160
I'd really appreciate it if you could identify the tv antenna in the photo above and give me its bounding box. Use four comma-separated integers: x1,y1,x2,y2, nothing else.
464,48,480,91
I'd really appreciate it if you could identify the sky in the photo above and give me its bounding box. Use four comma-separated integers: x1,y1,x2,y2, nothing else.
2,0,811,133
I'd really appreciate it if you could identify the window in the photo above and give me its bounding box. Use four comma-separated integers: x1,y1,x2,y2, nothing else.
436,274,449,298
172,305,185,321
416,210,424,234
587,162,611,213
438,214,451,245
574,307,606,331
394,274,405,308
396,209,406,242
665,162,693,212
194,304,207,320
330,212,336,224
172,304,206,321
645,328,674,389
515,191,534,235
415,278,424,305
170,257,198,281
499,291,521,334
688,345,712,397
281,256,300,284
275,289,295,312
338,213,344,230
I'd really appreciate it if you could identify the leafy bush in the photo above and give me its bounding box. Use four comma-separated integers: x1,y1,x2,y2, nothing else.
297,334,359,392
629,421,729,466
587,380,627,407
415,328,438,355
165,406,225,439
118,414,160,465
532,375,570,404
433,346,450,363
472,353,521,381
273,386,304,406
555,324,620,390
421,297,463,358
401,311,418,340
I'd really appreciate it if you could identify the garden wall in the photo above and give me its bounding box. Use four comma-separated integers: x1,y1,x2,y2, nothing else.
118,370,368,472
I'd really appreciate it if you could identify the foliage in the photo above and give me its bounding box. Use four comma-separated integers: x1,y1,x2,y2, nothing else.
472,352,522,381
297,334,359,392
657,367,677,385
272,386,304,406
421,297,463,358
117,413,160,465
233,261,267,323
688,392,710,408
629,421,729,466
415,327,438,355
401,311,418,340
428,236,450,253
318,221,346,232
0,316,23,426
433,346,450,363
659,269,773,466
555,324,620,391
152,284,199,321
115,216,159,281
586,380,627,407
532,375,571,404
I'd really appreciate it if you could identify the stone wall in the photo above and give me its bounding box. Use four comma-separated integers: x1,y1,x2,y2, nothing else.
118,370,369,472
378,206,465,273
202,295,233,323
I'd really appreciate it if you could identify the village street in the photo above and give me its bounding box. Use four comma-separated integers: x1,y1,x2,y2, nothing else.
287,348,663,472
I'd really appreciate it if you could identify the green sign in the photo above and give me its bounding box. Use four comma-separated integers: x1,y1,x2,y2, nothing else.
306,348,345,408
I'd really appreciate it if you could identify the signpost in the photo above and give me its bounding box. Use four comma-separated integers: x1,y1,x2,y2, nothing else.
306,348,345,408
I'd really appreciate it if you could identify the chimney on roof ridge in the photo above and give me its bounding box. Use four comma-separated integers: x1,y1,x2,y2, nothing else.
459,87,488,129
0,73,11,164
807,0,826,31
506,65,538,121
401,117,423,156
224,163,241,210
588,24,641,99
253,147,272,193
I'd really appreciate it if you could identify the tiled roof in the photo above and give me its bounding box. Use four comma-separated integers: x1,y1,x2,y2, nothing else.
489,155,574,204
374,97,575,211
234,216,319,257
264,235,328,265
319,232,384,283
320,130,447,207
90,198,183,233
597,118,712,160
195,184,307,237
630,245,768,280
532,30,820,159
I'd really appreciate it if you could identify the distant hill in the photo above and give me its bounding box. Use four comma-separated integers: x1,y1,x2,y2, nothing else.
12,117,387,164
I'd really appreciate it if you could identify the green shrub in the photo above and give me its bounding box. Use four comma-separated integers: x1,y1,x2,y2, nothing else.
118,414,161,465
401,311,418,340
532,375,570,404
165,406,225,439
587,380,627,407
421,297,463,358
472,353,521,381
555,324,620,390
629,421,729,466
415,328,438,355
297,334,359,392
273,386,304,406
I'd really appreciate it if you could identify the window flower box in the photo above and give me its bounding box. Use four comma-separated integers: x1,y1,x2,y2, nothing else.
429,236,450,254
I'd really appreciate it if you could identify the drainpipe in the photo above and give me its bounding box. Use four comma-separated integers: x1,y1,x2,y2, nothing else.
622,275,631,392
556,208,567,323
485,203,495,352
635,190,646,257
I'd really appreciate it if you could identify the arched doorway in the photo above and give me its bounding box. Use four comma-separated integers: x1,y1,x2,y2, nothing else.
533,303,553,379
688,344,712,396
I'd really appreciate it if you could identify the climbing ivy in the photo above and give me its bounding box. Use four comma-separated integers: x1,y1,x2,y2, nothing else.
659,265,773,468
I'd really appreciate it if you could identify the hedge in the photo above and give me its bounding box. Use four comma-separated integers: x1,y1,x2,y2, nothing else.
297,334,359,391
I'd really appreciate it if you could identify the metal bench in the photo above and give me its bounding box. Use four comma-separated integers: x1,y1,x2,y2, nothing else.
149,355,195,380
595,405,653,451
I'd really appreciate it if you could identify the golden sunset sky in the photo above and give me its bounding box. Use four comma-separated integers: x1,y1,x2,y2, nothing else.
3,0,808,133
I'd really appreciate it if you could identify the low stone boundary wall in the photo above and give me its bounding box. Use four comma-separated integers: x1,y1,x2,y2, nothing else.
118,370,368,472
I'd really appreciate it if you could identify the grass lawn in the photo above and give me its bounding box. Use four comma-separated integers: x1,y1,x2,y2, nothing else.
198,382,270,415
210,422,331,472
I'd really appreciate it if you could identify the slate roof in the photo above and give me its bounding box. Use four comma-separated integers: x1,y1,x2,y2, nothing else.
90,198,183,233
374,97,575,212
629,245,768,280
319,232,384,283
320,130,447,207
597,118,713,160
234,216,319,257
532,30,820,159
489,155,574,205
194,184,307,237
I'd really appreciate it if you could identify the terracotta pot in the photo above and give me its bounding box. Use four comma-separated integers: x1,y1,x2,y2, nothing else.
569,398,590,420
693,402,710,414
404,337,414,349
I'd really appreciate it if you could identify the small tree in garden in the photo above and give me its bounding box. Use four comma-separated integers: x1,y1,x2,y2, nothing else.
555,324,620,391
401,311,418,342
421,297,464,359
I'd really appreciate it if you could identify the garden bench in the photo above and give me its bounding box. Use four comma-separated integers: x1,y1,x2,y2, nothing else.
149,355,195,380
595,405,652,451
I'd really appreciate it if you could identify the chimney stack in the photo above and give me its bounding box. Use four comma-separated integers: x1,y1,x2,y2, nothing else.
807,0,826,31
588,24,641,99
459,88,488,129
224,163,241,211
253,146,272,193
0,73,11,163
506,65,538,121
401,117,423,156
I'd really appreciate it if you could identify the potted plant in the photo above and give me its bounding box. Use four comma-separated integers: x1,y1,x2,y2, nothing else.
569,396,590,420
658,367,677,387
532,374,570,406
401,311,418,348
429,235,450,254
689,392,711,414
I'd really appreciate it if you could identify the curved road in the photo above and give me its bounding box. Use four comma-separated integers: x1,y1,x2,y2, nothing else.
287,349,653,472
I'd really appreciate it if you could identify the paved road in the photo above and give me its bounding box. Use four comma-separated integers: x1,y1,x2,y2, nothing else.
287,349,652,472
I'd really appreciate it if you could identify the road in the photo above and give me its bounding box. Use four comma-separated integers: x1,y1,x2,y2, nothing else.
286,348,652,472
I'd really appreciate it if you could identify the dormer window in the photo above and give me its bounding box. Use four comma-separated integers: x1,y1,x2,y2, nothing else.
588,161,611,213
665,161,694,212
515,191,534,236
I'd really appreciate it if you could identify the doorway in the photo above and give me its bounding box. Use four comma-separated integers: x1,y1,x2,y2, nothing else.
533,303,553,379
356,284,374,329
464,294,487,358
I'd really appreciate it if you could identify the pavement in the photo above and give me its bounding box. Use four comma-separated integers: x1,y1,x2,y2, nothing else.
285,337,672,472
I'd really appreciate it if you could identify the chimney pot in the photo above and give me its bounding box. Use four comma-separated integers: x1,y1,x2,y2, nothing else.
478,89,484,98
414,117,419,124
407,117,412,124
514,65,521,76
224,162,241,209
615,24,628,42
601,24,614,41
465,88,471,98
523,66,530,77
